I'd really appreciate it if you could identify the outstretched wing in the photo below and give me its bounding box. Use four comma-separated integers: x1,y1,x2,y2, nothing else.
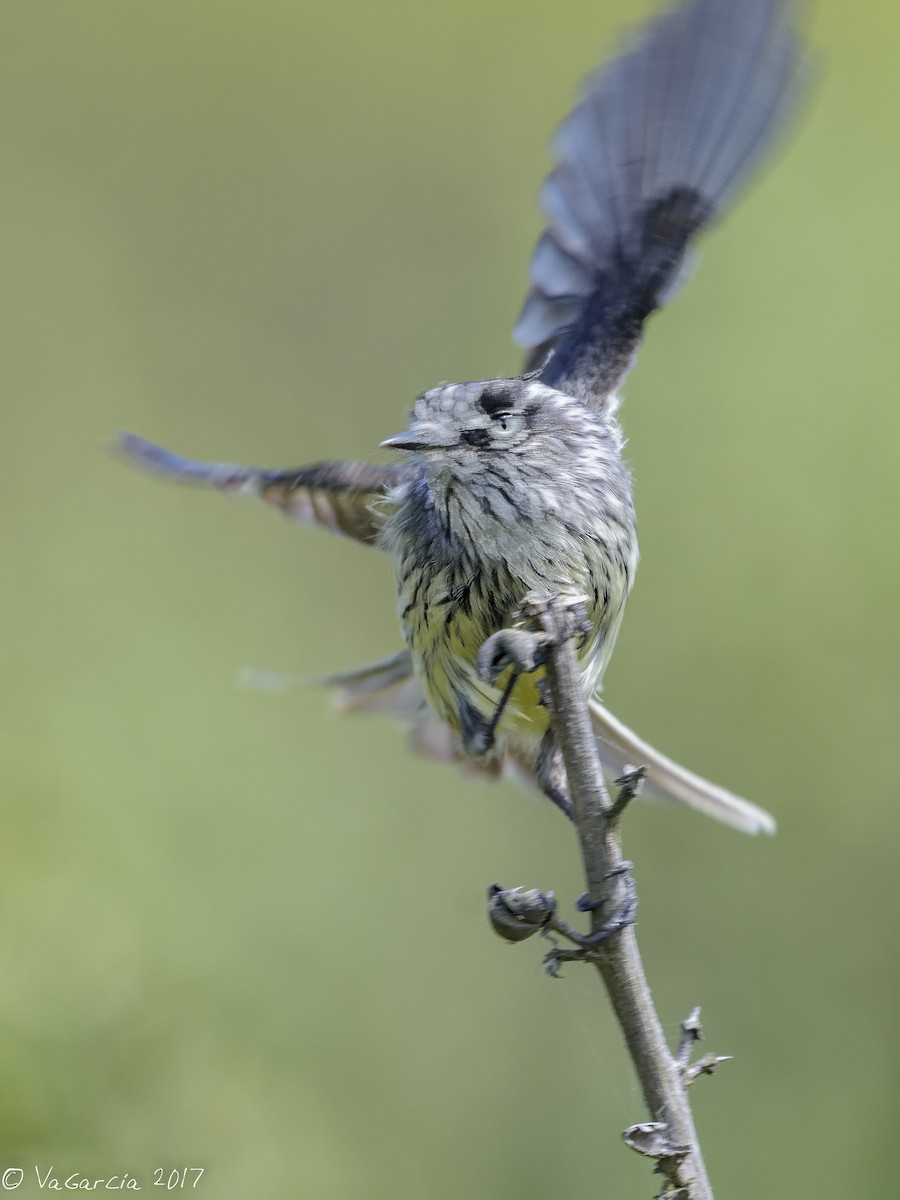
116,432,414,547
514,0,808,404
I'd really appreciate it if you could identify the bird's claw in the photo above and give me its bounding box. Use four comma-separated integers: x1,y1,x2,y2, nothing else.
517,591,592,651
574,861,638,945
478,593,593,688
477,628,544,684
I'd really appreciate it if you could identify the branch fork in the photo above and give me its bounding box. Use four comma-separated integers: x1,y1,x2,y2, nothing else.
676,1007,732,1087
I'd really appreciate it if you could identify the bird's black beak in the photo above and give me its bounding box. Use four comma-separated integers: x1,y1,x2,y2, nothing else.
380,431,429,451
380,425,455,452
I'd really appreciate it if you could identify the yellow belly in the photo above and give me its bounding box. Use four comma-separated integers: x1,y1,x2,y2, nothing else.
409,596,614,750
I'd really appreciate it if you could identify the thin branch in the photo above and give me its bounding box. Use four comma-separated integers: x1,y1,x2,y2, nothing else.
484,594,718,1200
683,1054,733,1087
676,1008,705,1072
675,1008,732,1087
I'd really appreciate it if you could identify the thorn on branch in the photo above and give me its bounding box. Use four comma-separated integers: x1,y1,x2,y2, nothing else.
684,1054,733,1086
675,1007,732,1085
609,765,648,824
676,1007,704,1071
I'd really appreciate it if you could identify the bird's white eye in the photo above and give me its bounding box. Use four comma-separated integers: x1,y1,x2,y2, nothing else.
492,412,523,437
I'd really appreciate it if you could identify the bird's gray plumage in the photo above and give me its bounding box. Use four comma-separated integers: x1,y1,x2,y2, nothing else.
376,376,638,777
117,0,808,837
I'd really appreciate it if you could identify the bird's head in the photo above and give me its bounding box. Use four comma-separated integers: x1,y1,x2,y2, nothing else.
381,376,613,479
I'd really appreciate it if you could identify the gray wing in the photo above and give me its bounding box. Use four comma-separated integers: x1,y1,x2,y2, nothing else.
116,431,414,546
514,0,809,405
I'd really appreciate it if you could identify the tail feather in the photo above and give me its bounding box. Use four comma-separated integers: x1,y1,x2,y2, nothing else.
320,651,426,718
317,650,774,835
590,698,775,835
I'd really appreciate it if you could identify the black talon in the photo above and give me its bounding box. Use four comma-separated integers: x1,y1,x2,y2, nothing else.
575,862,638,945
576,862,634,911
476,628,545,683
519,591,591,651
483,669,519,748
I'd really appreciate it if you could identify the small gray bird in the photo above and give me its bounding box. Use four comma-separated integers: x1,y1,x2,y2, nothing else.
119,0,808,835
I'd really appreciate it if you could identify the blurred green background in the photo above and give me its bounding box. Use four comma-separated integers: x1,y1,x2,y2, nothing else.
1,1,898,1196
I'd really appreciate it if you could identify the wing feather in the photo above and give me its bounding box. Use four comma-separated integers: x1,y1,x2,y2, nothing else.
115,431,413,547
515,0,809,404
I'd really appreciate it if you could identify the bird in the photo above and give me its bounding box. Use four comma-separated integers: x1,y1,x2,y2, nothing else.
117,0,808,836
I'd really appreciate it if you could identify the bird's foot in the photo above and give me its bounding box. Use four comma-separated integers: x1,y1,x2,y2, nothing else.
476,592,591,688
485,881,629,977
517,591,592,652
574,861,638,942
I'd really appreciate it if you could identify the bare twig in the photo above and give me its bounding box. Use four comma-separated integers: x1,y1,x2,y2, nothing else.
675,1008,732,1086
483,594,718,1200
609,766,648,824
676,1008,705,1072
683,1054,733,1087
